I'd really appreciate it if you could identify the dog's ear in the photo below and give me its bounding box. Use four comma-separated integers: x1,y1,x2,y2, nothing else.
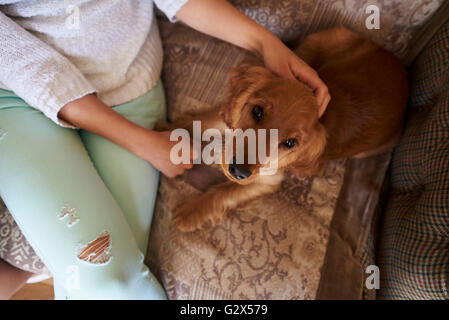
219,64,274,127
228,64,274,97
288,121,327,176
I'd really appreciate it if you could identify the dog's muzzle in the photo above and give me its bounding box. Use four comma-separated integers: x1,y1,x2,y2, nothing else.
228,157,252,180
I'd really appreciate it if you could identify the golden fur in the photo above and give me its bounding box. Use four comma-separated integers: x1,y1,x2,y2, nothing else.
157,27,408,232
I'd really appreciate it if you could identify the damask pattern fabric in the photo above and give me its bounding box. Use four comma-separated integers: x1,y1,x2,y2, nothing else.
228,0,443,58
148,165,345,299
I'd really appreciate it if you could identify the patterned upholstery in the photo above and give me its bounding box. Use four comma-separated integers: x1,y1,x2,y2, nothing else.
0,0,445,299
230,0,444,58
378,19,449,300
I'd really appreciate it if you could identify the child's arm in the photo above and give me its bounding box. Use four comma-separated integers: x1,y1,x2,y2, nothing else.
0,10,192,178
175,0,331,117
59,94,195,178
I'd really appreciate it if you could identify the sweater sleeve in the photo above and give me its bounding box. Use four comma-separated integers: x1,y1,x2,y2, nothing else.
153,0,189,22
0,11,96,128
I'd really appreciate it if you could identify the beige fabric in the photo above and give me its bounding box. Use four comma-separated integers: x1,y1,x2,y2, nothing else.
0,198,50,274
148,164,346,299
230,0,443,59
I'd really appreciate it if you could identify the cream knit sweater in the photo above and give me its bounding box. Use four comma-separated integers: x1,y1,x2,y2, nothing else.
0,0,188,127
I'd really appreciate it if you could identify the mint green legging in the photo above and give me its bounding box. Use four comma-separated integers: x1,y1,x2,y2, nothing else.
0,81,167,300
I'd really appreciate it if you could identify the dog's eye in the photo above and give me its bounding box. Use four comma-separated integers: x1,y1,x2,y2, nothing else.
252,105,264,122
281,138,297,149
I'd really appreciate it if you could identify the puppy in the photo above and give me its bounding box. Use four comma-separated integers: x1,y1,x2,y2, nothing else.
158,27,408,232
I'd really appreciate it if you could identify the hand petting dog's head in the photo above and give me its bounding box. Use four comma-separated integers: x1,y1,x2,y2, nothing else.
219,64,327,184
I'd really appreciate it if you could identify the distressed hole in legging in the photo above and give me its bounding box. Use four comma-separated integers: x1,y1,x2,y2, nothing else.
77,231,112,265
58,204,79,227
0,128,6,140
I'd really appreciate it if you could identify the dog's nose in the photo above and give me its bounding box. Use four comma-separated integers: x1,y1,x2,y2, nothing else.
228,157,252,180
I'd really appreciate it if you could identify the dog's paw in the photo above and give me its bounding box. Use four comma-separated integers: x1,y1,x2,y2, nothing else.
154,120,171,132
172,204,202,232
173,198,225,232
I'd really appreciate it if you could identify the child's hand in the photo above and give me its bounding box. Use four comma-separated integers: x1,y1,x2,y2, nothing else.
260,34,330,117
60,95,196,178
139,131,197,178
176,0,330,118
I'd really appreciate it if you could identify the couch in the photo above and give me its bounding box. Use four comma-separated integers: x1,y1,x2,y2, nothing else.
1,0,448,300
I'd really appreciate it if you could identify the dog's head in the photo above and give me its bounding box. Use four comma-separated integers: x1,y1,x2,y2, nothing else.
219,64,327,184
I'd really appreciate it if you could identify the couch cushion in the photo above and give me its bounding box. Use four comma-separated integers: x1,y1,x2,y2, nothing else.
378,19,449,299
316,155,391,300
229,0,443,59
146,0,441,299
